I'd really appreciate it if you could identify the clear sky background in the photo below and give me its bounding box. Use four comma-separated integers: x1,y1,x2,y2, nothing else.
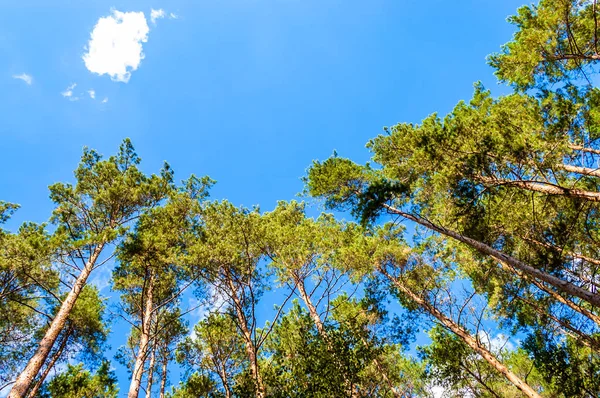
1,0,527,395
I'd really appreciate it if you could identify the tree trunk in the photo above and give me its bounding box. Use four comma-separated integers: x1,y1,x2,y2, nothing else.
145,343,157,398
295,276,363,398
382,204,600,308
475,175,600,201
26,326,72,398
128,272,155,398
568,144,600,155
226,276,265,398
159,357,168,398
498,260,600,326
556,163,600,178
9,244,104,398
380,268,542,398
296,278,326,335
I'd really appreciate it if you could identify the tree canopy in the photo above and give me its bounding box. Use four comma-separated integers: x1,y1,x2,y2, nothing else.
2,1,600,397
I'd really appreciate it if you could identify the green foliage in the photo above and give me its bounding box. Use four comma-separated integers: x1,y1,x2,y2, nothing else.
0,207,58,387
167,373,219,398
177,312,245,395
523,331,600,396
40,361,118,398
49,138,174,250
489,0,600,89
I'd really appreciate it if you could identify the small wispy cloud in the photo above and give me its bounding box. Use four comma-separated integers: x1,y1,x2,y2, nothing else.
13,73,33,85
169,12,178,19
88,89,96,99
150,8,166,24
61,83,79,101
102,97,109,103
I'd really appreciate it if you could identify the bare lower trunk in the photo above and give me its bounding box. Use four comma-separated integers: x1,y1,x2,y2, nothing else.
159,357,168,398
26,326,72,398
145,344,157,398
128,273,155,398
9,244,104,398
383,204,600,308
380,268,542,398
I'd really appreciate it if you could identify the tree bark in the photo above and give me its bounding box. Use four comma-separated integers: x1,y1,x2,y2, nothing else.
380,268,542,398
128,272,155,398
145,343,157,398
295,276,364,398
498,260,600,326
9,244,104,398
226,276,265,398
26,326,72,398
382,204,600,308
476,175,600,201
296,277,326,336
556,163,600,178
159,357,168,398
569,144,600,156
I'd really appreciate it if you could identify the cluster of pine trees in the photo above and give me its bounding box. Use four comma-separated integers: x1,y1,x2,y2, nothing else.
2,0,600,396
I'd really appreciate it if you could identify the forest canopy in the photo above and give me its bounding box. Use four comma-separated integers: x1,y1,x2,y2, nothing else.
2,0,600,397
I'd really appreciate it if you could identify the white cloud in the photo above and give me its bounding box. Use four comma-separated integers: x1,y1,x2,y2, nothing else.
102,97,109,103
89,262,113,291
169,12,178,19
61,83,79,101
13,73,33,85
88,89,96,99
83,10,149,83
477,331,516,353
150,8,165,24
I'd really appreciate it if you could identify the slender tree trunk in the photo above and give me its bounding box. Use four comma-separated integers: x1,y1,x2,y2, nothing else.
296,278,326,335
382,204,600,308
380,268,542,398
145,343,157,398
26,326,72,398
514,294,600,350
226,276,265,398
475,175,600,201
9,244,104,398
498,260,600,326
159,356,168,398
218,367,232,398
128,272,155,398
569,144,600,155
556,163,600,178
295,277,363,398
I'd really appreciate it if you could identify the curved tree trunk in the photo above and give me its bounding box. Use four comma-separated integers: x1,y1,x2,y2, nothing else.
380,268,542,398
128,272,155,398
382,204,600,308
9,244,104,398
26,326,72,398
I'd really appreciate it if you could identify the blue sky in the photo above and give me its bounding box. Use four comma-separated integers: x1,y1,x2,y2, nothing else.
1,0,527,394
